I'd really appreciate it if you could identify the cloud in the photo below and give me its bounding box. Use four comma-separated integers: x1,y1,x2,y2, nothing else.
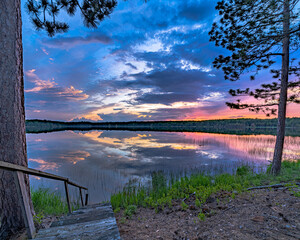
29,158,58,171
22,0,300,121
42,33,113,49
58,151,91,164
57,86,89,101
25,69,89,101
178,0,217,22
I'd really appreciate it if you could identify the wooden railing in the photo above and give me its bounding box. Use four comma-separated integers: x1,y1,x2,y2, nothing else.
0,161,89,239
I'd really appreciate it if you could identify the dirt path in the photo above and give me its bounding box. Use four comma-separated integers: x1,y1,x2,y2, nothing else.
116,188,300,240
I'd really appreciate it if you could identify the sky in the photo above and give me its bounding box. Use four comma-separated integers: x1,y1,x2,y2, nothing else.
21,0,299,122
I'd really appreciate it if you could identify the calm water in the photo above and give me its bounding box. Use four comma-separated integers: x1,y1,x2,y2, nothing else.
27,131,300,203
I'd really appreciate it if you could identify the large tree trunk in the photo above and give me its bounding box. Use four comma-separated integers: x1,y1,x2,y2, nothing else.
0,0,33,238
271,0,290,175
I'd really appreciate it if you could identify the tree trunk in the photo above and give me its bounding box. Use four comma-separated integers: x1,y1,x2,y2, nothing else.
271,0,290,175
0,0,33,238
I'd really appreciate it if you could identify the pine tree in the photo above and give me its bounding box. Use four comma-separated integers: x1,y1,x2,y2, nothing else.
0,0,116,238
25,0,117,36
209,0,300,175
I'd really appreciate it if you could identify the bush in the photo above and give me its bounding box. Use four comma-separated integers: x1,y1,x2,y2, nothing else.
236,166,252,176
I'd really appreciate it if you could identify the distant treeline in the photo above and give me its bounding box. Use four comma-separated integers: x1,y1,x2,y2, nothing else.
25,118,300,136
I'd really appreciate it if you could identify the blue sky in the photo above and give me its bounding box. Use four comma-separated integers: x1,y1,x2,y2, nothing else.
21,0,299,121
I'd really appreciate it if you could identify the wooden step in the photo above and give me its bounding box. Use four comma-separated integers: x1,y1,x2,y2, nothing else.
35,203,121,240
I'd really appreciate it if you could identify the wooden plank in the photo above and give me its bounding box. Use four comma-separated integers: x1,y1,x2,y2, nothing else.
85,193,89,206
0,161,67,181
79,188,84,207
14,171,36,239
64,181,72,213
0,161,87,190
51,205,114,227
68,180,88,190
247,182,300,190
36,217,121,240
35,203,121,240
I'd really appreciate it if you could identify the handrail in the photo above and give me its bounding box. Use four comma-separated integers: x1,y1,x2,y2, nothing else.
0,161,87,190
0,161,88,212
0,161,89,239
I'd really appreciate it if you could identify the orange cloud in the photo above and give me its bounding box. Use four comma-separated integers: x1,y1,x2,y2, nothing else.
57,86,89,101
58,150,91,164
25,69,89,101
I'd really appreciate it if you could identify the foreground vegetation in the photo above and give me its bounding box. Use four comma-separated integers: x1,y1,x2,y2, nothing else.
31,188,79,222
30,161,299,222
111,161,300,214
26,118,300,136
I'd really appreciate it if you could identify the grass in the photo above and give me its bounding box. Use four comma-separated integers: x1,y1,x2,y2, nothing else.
111,160,300,212
31,188,80,219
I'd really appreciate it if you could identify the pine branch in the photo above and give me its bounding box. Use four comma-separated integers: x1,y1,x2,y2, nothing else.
26,0,118,36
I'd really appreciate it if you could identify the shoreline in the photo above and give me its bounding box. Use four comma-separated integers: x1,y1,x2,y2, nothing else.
116,187,300,239
112,161,300,239
25,118,300,136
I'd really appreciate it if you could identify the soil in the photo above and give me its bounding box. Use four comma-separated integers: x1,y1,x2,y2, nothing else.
116,188,300,240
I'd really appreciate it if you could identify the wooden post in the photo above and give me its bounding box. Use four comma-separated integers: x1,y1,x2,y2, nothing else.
14,171,36,239
64,181,72,213
85,193,89,206
79,188,84,207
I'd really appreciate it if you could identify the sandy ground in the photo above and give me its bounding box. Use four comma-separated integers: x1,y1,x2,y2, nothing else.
116,188,300,240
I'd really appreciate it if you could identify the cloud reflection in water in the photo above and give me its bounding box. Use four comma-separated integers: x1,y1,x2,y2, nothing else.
27,131,300,203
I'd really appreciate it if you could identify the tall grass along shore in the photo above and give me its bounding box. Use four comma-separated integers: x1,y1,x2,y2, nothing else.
30,161,299,222
31,188,79,223
111,161,300,215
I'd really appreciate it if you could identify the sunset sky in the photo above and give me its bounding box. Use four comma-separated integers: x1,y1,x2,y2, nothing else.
22,0,299,122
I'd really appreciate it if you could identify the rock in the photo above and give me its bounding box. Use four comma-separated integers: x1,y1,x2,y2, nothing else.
271,206,281,213
206,196,216,203
189,205,196,210
217,205,227,210
251,216,265,222
202,207,210,213
278,212,289,222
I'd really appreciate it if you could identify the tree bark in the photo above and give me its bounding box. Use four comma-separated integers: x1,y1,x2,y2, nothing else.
271,0,290,175
0,0,33,238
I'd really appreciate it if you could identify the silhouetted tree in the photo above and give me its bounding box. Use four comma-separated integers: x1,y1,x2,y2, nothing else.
209,0,300,175
0,0,116,238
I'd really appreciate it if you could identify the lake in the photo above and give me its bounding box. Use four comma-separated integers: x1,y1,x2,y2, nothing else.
27,130,300,203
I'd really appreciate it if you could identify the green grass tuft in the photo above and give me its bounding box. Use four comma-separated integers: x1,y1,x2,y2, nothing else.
124,205,137,217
